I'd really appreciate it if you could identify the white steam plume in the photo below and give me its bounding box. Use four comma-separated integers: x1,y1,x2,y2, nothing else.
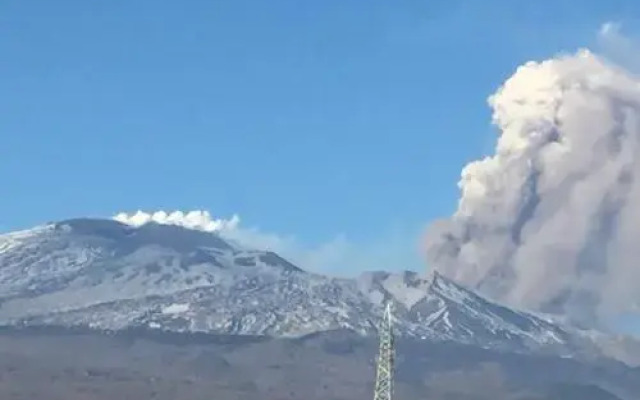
113,210,423,275
425,47,640,326
113,210,240,233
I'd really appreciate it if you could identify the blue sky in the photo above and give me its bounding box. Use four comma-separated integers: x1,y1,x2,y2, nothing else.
2,0,640,274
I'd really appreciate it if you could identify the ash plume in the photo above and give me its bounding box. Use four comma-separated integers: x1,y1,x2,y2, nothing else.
424,49,640,326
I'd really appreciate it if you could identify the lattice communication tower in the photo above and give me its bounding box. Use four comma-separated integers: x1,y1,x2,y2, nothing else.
373,303,394,400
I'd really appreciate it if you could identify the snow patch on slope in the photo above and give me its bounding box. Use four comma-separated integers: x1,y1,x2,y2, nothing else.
0,225,54,255
162,303,190,314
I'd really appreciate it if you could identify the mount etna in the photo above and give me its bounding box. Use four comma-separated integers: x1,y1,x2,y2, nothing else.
0,218,637,399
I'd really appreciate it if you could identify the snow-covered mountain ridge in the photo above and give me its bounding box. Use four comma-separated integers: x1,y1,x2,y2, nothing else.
0,218,627,361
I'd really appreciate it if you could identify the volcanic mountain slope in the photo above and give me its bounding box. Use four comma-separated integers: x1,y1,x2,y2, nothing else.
0,218,608,356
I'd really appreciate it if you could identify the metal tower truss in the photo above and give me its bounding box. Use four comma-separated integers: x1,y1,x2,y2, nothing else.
373,303,394,400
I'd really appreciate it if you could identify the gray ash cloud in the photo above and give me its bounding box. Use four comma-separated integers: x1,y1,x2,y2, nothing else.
425,49,640,326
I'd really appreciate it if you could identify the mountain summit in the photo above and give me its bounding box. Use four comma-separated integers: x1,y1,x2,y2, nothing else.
0,218,618,359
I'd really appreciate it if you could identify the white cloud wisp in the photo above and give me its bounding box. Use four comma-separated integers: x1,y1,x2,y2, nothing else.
113,210,423,276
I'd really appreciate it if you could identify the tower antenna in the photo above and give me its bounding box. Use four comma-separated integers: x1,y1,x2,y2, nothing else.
373,303,394,400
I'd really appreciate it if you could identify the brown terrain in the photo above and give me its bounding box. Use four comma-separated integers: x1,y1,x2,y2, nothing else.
0,328,629,400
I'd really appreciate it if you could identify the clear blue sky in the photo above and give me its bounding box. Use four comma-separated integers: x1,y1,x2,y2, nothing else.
2,1,639,270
